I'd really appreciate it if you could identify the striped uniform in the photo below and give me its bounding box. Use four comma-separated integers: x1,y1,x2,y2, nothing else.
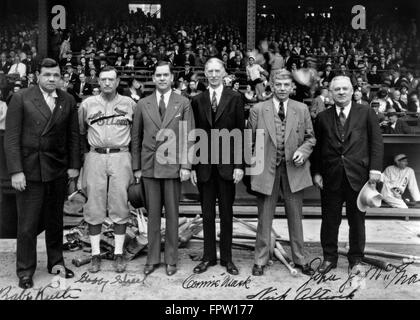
79,93,136,225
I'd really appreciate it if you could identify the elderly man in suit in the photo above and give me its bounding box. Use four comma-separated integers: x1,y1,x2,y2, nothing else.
4,58,80,289
190,58,245,275
312,75,383,274
131,61,195,276
247,69,316,276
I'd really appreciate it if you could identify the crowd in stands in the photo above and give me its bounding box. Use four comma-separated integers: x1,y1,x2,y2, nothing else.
1,10,419,133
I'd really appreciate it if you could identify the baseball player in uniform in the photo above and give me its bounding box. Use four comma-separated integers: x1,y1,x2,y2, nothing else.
79,66,136,273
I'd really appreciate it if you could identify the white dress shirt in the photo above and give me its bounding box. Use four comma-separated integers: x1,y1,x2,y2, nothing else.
273,97,288,117
335,101,351,118
209,85,223,105
39,86,58,112
155,89,172,109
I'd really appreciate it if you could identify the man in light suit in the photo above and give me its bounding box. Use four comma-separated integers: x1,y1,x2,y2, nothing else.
312,76,383,274
131,61,195,276
247,69,316,276
190,58,245,275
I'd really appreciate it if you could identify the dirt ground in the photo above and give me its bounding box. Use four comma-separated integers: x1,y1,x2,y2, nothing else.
0,219,419,301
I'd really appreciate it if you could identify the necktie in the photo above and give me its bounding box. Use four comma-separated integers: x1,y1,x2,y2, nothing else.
211,91,217,112
339,106,346,127
278,101,285,121
211,91,217,113
159,94,166,120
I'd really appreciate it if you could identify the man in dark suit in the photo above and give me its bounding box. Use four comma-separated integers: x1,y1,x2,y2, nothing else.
390,89,407,112
131,61,195,276
73,73,92,103
190,58,245,275
4,58,81,289
312,75,383,274
381,108,412,134
1,52,12,74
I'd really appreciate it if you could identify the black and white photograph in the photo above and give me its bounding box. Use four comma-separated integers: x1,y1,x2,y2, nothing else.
0,0,419,310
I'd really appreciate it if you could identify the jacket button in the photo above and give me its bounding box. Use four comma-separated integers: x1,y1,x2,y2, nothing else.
341,155,344,158
152,136,156,139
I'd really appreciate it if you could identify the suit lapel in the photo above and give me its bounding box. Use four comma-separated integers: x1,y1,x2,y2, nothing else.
42,90,66,136
262,100,277,145
32,86,52,120
285,100,298,142
161,92,180,128
344,103,359,140
144,91,162,128
214,87,229,124
202,90,212,126
329,106,342,141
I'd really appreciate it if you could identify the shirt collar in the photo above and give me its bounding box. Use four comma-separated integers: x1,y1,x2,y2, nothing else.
335,101,352,111
39,86,58,99
156,89,172,104
209,85,223,97
273,96,289,108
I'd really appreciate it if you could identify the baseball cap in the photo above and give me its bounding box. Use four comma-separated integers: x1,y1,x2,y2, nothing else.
394,154,408,162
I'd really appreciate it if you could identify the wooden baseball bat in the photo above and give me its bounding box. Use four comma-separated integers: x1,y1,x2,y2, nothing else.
360,247,420,261
402,258,420,264
275,241,294,267
337,248,393,270
274,247,298,276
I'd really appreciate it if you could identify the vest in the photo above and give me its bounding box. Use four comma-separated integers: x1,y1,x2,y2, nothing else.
273,109,286,166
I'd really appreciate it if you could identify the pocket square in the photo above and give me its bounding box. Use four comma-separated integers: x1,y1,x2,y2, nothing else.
175,114,181,118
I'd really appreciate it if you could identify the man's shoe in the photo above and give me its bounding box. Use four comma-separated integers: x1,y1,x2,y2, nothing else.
48,266,74,279
193,260,217,274
294,263,315,276
144,263,160,275
18,276,33,289
88,255,102,273
252,264,265,276
166,264,177,276
221,260,239,275
113,254,127,273
318,260,337,274
349,261,365,274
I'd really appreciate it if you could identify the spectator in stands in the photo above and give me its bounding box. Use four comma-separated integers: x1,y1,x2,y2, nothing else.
376,88,392,113
246,54,268,89
86,68,98,85
92,86,100,96
123,77,143,103
26,73,37,88
255,73,272,102
381,154,420,208
353,89,369,106
390,89,407,112
190,73,206,92
367,65,382,85
268,49,284,72
0,89,6,131
391,70,404,88
400,85,409,104
178,62,194,82
406,71,419,93
321,63,335,85
244,84,257,103
59,34,71,59
407,92,420,113
73,73,92,102
126,54,137,69
381,108,412,134
114,55,125,67
195,49,206,68
310,87,329,120
60,51,75,68
232,80,240,93
1,52,12,74
8,56,26,78
371,101,387,124
185,79,202,100
66,63,79,85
